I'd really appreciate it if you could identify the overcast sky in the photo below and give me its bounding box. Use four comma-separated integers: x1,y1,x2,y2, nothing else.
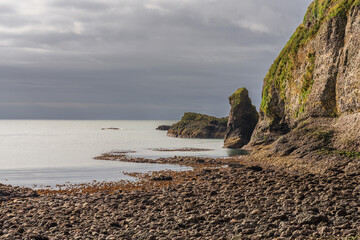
0,0,312,120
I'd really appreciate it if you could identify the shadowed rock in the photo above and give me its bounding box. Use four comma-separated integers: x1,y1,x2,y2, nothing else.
156,125,171,131
167,112,228,139
224,88,258,148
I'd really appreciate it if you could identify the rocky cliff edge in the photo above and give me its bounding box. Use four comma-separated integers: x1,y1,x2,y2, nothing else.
247,0,360,173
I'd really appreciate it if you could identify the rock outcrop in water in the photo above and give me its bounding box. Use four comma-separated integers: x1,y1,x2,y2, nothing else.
167,112,228,139
156,125,171,131
247,0,360,171
224,88,258,148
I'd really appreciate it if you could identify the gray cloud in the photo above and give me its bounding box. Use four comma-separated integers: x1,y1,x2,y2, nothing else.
51,0,111,11
0,0,312,119
0,4,15,14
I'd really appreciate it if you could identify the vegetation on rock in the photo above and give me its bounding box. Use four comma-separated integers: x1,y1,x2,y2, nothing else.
260,0,360,118
249,0,360,169
297,52,316,117
224,88,259,149
167,112,228,139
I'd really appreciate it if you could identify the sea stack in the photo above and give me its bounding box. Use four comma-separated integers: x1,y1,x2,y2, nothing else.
156,125,171,131
224,88,258,148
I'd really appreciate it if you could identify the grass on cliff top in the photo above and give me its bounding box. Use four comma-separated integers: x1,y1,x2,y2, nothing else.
228,88,259,123
229,88,247,103
319,148,360,159
260,0,359,116
171,112,228,130
181,112,228,123
228,88,257,113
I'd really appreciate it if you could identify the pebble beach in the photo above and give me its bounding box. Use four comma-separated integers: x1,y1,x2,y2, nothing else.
1,155,360,240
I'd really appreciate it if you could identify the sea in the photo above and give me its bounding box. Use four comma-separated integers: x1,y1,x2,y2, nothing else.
0,120,242,188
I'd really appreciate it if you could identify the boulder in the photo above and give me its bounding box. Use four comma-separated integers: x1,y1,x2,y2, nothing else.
224,88,258,148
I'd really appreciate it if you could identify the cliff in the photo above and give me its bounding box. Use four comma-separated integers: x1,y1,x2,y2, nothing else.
224,88,259,148
167,112,228,139
248,0,360,173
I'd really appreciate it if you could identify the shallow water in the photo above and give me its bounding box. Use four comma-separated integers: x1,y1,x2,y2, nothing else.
0,120,239,187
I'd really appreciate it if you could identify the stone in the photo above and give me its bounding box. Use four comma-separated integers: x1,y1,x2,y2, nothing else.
336,208,347,217
151,175,173,181
209,191,217,196
296,212,328,225
269,214,288,221
230,219,239,224
246,166,263,172
250,209,262,215
318,226,331,236
224,88,259,148
344,162,360,176
29,235,50,240
242,228,255,235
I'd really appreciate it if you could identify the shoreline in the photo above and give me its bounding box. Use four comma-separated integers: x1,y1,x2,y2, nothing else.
1,155,360,239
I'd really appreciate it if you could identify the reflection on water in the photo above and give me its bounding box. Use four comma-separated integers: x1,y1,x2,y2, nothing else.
0,164,191,188
0,120,246,187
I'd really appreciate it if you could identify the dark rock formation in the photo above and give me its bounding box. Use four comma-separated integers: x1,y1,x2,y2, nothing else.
167,112,228,139
224,88,259,148
248,0,360,172
156,125,171,131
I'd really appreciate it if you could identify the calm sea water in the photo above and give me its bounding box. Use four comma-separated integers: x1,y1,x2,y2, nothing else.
0,120,238,188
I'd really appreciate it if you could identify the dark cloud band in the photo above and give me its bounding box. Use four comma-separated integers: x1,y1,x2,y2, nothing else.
0,0,311,119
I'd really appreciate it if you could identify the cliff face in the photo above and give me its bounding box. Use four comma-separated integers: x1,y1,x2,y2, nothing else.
224,88,258,148
248,0,359,172
167,113,228,139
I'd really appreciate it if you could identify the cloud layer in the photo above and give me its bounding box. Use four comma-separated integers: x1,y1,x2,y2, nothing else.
0,0,311,119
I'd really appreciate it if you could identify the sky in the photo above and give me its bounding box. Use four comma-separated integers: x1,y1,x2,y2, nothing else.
0,0,312,120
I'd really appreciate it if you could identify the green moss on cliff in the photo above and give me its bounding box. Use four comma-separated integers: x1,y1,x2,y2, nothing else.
304,0,358,23
229,88,253,110
301,52,316,99
180,112,228,125
229,88,259,122
229,88,258,121
229,88,246,103
315,130,334,145
260,24,316,114
329,0,360,17
260,0,358,116
296,52,316,117
320,149,360,159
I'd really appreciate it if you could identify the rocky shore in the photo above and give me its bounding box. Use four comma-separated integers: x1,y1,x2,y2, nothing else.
167,112,228,139
1,1,359,240
1,155,360,240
